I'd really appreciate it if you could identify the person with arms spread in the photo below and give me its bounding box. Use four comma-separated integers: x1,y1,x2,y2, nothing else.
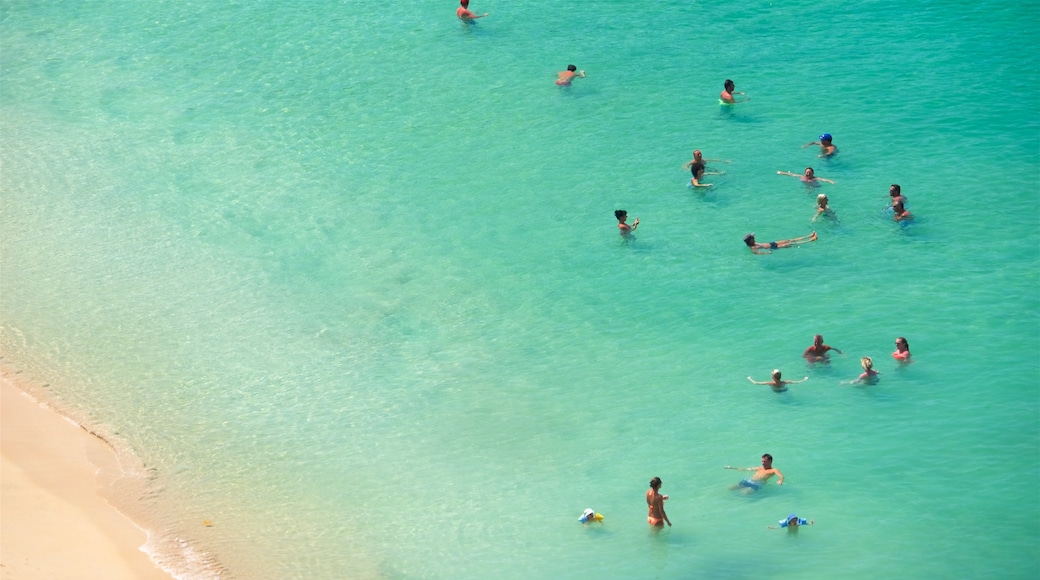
725,454,784,493
803,334,842,363
804,133,838,157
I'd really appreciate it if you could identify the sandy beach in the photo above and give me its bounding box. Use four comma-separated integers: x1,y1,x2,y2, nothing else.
1,375,172,580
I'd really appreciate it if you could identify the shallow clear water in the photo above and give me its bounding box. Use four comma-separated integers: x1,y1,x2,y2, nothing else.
2,1,1038,578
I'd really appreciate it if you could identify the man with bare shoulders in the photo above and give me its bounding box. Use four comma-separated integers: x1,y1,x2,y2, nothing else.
724,454,784,493
456,0,488,22
803,334,842,363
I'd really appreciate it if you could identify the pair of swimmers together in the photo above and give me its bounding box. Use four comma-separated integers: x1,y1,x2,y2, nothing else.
645,455,784,527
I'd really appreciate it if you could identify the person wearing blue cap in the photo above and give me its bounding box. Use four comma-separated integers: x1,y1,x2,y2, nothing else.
804,134,838,157
769,514,814,530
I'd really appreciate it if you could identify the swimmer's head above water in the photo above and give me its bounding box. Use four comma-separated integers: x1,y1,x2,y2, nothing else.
567,64,577,72
724,79,735,91
743,233,756,247
460,0,469,5
819,133,832,142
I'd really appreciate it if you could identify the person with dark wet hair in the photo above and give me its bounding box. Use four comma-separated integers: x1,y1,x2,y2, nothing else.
456,0,488,22
615,209,639,235
646,477,671,527
889,184,907,206
556,64,586,86
893,201,913,222
720,79,749,104
743,231,817,254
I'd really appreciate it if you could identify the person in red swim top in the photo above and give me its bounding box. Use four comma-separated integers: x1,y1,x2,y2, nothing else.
803,334,843,363
456,0,488,22
556,64,586,86
646,477,671,527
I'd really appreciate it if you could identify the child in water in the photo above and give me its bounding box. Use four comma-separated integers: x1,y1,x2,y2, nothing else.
768,514,814,530
579,508,604,524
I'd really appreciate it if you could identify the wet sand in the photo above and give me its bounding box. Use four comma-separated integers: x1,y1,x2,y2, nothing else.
1,376,172,579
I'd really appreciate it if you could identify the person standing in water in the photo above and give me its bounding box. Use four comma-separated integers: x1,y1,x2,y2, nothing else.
646,477,672,527
889,184,907,206
812,193,836,223
804,133,838,157
685,149,731,169
615,209,639,236
893,337,912,362
720,79,749,104
725,454,785,492
892,201,913,222
556,64,586,86
456,0,488,22
803,334,843,363
849,356,880,384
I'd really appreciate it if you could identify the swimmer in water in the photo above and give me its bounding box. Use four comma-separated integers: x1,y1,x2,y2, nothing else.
892,337,912,362
720,79,749,104
889,184,907,206
778,167,835,185
456,0,488,22
743,231,817,254
811,193,836,223
849,356,880,385
684,149,731,170
893,201,913,222
769,514,814,530
725,454,784,493
803,334,843,363
688,162,717,188
747,369,808,392
615,209,639,236
556,64,586,86
646,477,672,527
803,133,838,157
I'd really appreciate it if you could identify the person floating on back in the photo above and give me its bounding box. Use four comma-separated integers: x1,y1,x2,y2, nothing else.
743,232,817,254
804,133,838,157
456,0,488,23
556,64,586,87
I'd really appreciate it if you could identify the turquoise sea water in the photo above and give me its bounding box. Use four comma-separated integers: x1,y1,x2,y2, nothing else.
2,1,1038,578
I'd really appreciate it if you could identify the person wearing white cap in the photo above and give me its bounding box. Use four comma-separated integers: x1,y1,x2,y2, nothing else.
578,508,603,524
769,513,814,530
